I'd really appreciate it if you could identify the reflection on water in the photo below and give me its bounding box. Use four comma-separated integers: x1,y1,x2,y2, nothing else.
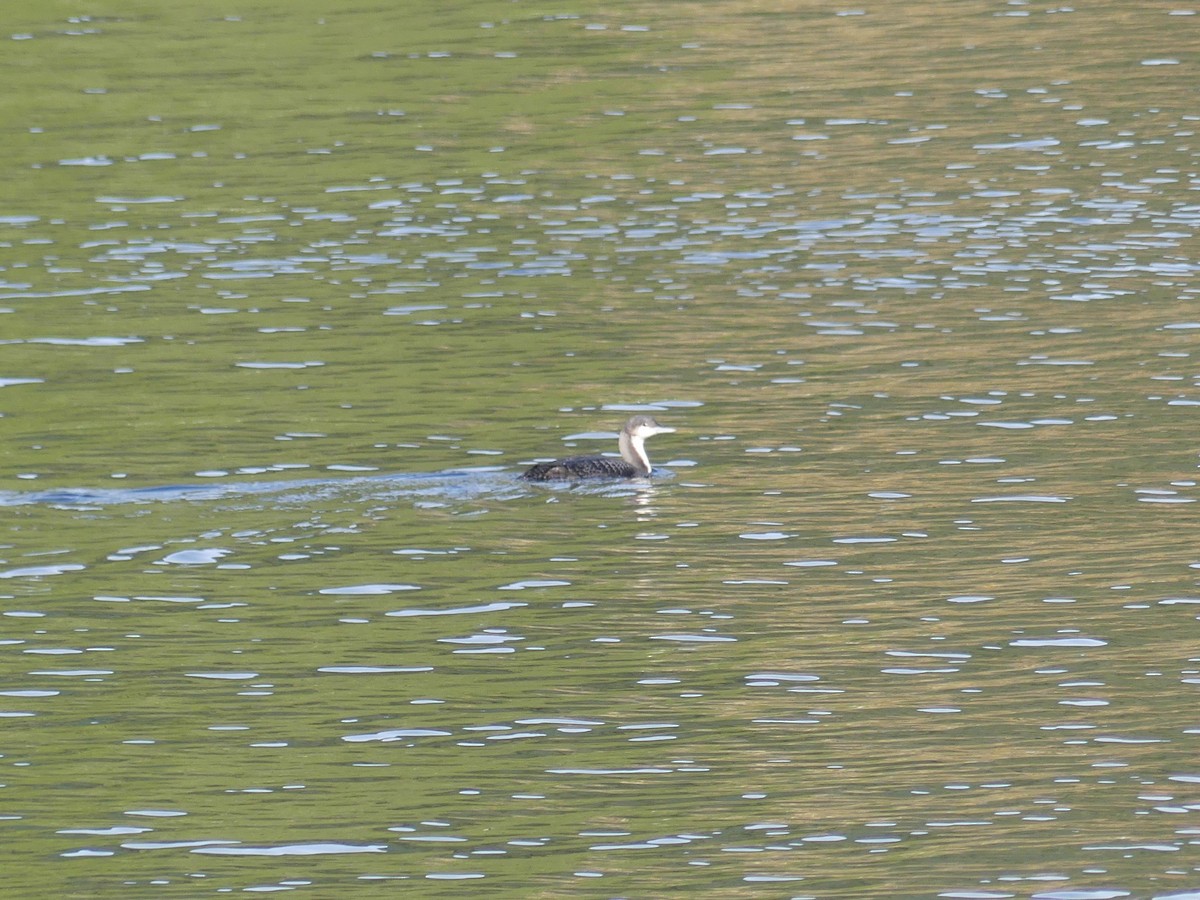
0,468,517,509
3,0,1200,897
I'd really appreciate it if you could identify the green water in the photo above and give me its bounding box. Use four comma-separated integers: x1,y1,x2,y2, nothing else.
3,1,1200,897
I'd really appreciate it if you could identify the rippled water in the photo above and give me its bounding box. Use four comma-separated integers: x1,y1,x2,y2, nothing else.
3,1,1200,897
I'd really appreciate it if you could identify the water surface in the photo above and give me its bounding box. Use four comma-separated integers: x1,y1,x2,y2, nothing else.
2,1,1200,897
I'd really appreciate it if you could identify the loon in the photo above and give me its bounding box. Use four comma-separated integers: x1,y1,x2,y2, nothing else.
521,415,676,481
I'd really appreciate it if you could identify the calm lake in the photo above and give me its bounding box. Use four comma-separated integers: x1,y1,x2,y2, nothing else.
3,1,1200,897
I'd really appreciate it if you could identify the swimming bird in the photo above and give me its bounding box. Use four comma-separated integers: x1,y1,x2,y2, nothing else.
521,415,676,481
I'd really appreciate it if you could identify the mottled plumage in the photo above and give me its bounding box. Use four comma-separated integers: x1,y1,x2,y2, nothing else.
521,415,676,481
521,455,639,480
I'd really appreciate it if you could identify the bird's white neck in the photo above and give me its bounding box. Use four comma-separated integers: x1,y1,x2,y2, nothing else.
619,430,651,475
